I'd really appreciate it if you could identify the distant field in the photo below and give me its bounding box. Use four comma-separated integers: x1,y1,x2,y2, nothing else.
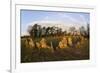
21,35,89,63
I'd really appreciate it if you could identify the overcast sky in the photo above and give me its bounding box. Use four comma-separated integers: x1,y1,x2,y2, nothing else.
20,10,90,35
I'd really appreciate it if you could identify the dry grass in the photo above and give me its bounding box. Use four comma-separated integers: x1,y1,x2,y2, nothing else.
21,35,89,63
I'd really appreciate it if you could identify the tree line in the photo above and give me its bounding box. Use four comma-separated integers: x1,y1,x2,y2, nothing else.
27,23,89,38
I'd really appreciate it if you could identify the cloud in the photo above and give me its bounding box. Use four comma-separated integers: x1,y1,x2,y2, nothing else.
21,31,30,36
56,13,79,25
57,13,88,26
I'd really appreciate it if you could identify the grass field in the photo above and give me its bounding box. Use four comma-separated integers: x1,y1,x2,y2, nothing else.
21,35,89,63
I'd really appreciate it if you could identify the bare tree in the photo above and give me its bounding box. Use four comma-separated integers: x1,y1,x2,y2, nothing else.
27,25,33,37
87,24,89,38
69,26,76,35
79,26,87,37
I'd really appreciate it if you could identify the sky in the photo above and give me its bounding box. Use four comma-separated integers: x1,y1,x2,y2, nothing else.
20,9,90,36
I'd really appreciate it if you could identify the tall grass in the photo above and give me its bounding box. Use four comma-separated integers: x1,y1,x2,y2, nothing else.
21,35,89,63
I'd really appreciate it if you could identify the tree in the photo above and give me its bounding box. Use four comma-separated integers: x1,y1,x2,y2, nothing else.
27,25,33,37
69,26,76,35
79,26,86,36
27,24,41,38
86,24,89,38
69,27,76,32
41,27,46,37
